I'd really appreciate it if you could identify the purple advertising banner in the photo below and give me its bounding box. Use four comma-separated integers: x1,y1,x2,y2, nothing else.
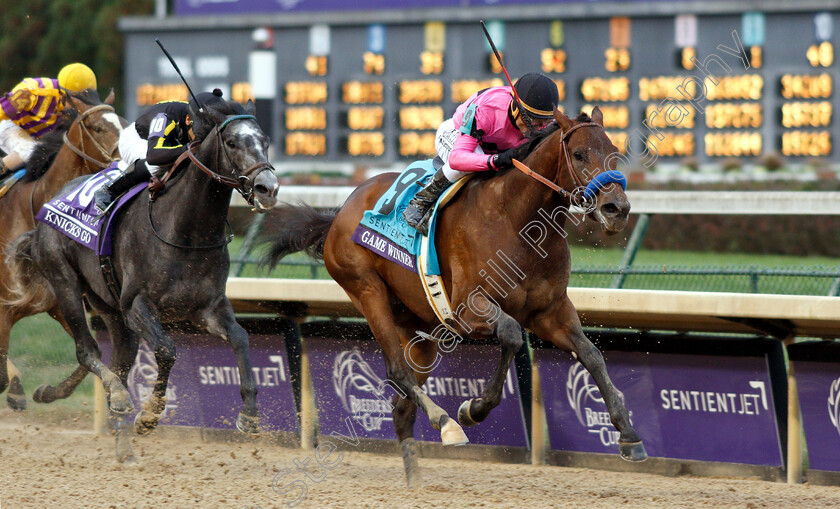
794,361,840,472
535,349,783,466
306,337,528,448
175,0,686,16
97,331,298,433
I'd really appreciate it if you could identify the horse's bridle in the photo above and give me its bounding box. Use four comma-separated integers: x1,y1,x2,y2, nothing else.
147,115,274,250
153,114,274,209
61,104,120,170
513,121,602,200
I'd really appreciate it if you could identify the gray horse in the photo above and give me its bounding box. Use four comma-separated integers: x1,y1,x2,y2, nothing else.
4,97,279,463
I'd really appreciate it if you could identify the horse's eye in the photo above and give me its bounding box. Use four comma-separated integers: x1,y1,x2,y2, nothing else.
573,151,584,161
94,126,103,134
226,140,236,148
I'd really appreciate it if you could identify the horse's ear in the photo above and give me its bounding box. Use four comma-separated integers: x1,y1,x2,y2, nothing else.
208,107,227,127
554,108,573,132
591,105,604,127
244,99,257,116
104,88,115,105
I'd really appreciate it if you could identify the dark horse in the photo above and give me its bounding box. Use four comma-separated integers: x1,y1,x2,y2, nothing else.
263,107,646,486
5,97,279,463
0,89,122,411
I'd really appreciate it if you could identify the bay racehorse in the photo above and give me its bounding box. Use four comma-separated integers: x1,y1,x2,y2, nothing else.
0,88,123,411
4,97,279,463
263,107,646,486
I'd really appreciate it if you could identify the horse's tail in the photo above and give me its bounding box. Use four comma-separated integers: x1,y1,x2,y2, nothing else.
2,230,54,312
261,204,337,267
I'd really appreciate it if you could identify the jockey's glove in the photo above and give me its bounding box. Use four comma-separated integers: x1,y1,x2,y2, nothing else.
492,147,518,171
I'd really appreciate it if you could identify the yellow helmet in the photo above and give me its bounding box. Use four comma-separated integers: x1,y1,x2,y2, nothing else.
58,63,97,91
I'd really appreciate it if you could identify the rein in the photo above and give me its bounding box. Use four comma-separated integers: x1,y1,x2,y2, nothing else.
512,121,626,202
148,201,235,250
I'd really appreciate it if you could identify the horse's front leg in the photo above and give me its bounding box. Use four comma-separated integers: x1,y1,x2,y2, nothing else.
198,296,260,434
457,312,523,426
124,297,175,437
532,295,647,462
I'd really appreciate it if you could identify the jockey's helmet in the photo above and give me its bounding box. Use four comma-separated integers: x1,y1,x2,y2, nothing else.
58,63,97,92
513,72,559,120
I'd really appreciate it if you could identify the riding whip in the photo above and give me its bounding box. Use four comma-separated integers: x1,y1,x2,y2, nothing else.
155,38,204,112
479,20,536,134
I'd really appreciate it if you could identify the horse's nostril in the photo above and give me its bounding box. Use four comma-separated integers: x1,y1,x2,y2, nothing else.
255,185,269,195
602,203,619,216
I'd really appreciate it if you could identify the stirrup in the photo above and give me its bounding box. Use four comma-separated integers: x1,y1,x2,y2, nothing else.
94,189,115,215
415,208,434,236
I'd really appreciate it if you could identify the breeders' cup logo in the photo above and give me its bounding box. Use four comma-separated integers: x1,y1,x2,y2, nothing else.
566,362,625,447
127,341,178,418
829,376,840,439
332,348,393,432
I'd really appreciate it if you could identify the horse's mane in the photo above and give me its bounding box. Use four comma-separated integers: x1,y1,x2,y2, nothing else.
22,88,104,181
192,100,250,141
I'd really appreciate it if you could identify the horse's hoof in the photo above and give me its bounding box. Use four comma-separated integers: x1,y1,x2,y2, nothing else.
134,411,159,436
440,419,469,446
7,376,27,411
400,438,422,488
236,412,260,435
32,384,56,404
619,441,648,462
109,390,134,414
457,399,479,427
6,393,26,411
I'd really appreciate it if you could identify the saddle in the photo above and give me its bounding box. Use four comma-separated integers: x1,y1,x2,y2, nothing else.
353,159,472,330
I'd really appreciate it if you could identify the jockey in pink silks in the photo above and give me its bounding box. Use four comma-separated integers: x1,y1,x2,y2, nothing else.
403,72,560,235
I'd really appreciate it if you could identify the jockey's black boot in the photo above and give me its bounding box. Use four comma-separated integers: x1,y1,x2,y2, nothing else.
94,160,152,213
402,168,452,236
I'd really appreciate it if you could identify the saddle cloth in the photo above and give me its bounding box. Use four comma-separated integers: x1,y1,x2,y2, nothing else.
35,162,145,256
352,158,470,329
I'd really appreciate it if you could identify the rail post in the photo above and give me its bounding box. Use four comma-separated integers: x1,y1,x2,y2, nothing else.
531,360,546,465
93,375,109,435
300,336,316,450
784,336,803,484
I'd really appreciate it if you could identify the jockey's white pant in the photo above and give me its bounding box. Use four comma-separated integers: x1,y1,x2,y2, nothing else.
435,118,483,183
0,120,37,161
118,123,162,176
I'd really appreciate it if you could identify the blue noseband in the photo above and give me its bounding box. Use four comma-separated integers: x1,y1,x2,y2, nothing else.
583,170,627,200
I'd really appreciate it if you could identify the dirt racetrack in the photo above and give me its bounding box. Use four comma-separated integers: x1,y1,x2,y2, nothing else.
1,409,839,509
